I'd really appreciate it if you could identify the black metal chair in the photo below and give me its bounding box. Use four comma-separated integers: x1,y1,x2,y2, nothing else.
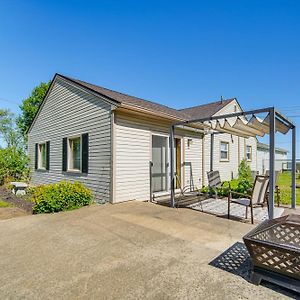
175,174,203,209
207,170,228,199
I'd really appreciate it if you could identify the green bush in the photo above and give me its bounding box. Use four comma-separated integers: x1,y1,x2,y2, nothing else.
201,160,254,198
0,147,29,185
202,179,252,198
32,181,93,214
238,159,253,183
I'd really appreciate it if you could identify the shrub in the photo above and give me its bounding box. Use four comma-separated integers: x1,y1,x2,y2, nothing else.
32,181,93,214
201,163,254,198
0,147,29,185
238,159,253,183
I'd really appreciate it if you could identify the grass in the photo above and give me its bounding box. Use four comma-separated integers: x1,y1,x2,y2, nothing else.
277,172,300,205
0,200,12,208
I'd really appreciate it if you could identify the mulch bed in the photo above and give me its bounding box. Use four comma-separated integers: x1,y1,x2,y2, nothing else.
0,187,33,213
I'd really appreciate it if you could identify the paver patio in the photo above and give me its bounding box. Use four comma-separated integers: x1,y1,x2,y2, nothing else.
0,202,298,299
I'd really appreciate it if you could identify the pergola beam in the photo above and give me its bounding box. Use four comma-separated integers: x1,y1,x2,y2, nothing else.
275,110,295,127
173,107,274,127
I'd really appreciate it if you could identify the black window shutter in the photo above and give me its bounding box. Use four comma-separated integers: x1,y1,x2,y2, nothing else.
62,138,68,172
82,133,89,173
35,143,38,170
46,141,50,170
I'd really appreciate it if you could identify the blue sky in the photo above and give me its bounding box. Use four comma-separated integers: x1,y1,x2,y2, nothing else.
1,0,300,155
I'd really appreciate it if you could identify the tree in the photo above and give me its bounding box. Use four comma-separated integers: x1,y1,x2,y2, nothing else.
17,81,51,137
0,147,29,184
0,109,23,148
0,109,28,184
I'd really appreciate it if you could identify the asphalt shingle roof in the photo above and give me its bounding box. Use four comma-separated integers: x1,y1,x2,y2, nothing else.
179,99,235,120
58,74,235,121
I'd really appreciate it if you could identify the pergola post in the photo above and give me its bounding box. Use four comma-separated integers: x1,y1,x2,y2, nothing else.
210,133,214,171
269,108,275,219
291,125,296,209
170,125,175,207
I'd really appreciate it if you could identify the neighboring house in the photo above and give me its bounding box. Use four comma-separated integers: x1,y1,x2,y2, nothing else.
28,74,257,203
256,142,288,174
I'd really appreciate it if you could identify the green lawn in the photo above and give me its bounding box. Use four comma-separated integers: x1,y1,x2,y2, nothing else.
0,200,12,208
277,172,300,205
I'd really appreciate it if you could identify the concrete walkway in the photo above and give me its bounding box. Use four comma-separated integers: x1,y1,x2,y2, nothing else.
0,202,296,299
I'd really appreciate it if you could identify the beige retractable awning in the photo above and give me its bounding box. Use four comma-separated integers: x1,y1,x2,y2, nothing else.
200,113,291,138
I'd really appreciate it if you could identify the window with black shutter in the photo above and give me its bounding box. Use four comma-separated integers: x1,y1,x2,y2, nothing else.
36,142,49,170
46,141,50,170
35,143,38,170
81,133,89,173
62,137,68,171
63,134,89,173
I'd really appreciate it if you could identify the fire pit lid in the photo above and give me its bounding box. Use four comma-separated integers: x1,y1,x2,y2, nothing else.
244,214,300,251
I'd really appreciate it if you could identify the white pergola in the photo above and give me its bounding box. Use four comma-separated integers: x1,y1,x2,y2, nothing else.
169,107,296,219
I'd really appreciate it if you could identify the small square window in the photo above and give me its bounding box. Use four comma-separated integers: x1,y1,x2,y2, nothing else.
220,141,229,161
38,143,46,169
246,145,252,161
68,137,81,171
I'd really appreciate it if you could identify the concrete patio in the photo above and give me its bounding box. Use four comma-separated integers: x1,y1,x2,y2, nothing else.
0,201,298,299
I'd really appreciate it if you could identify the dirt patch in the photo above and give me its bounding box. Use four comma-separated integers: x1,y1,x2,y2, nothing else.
0,187,33,213
0,207,29,220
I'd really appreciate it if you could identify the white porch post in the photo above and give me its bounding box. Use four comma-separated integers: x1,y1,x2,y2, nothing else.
170,125,175,207
291,125,296,209
210,133,214,171
269,108,275,219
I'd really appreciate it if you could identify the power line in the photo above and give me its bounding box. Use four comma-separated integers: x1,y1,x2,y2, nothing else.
0,97,20,106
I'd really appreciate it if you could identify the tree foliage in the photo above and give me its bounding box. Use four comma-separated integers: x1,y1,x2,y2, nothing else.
0,109,23,148
0,147,29,185
17,81,51,137
238,159,253,182
0,109,28,184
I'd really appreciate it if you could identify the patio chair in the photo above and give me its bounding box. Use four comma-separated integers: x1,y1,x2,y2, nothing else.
227,175,269,224
175,174,203,209
207,170,228,199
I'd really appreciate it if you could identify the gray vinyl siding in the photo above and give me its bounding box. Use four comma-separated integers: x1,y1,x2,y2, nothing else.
28,77,113,203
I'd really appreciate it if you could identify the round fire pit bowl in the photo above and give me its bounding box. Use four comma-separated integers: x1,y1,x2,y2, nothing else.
243,214,300,293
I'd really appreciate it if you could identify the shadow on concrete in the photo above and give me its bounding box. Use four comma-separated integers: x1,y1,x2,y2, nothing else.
209,242,299,299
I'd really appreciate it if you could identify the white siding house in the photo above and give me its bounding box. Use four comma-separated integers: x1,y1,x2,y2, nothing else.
28,74,258,203
256,142,288,174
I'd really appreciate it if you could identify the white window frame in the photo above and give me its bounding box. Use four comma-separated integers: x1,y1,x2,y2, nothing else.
246,145,252,161
38,142,47,170
67,136,82,172
220,141,229,162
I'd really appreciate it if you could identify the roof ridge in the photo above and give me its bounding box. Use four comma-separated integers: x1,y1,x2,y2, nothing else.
178,98,235,111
